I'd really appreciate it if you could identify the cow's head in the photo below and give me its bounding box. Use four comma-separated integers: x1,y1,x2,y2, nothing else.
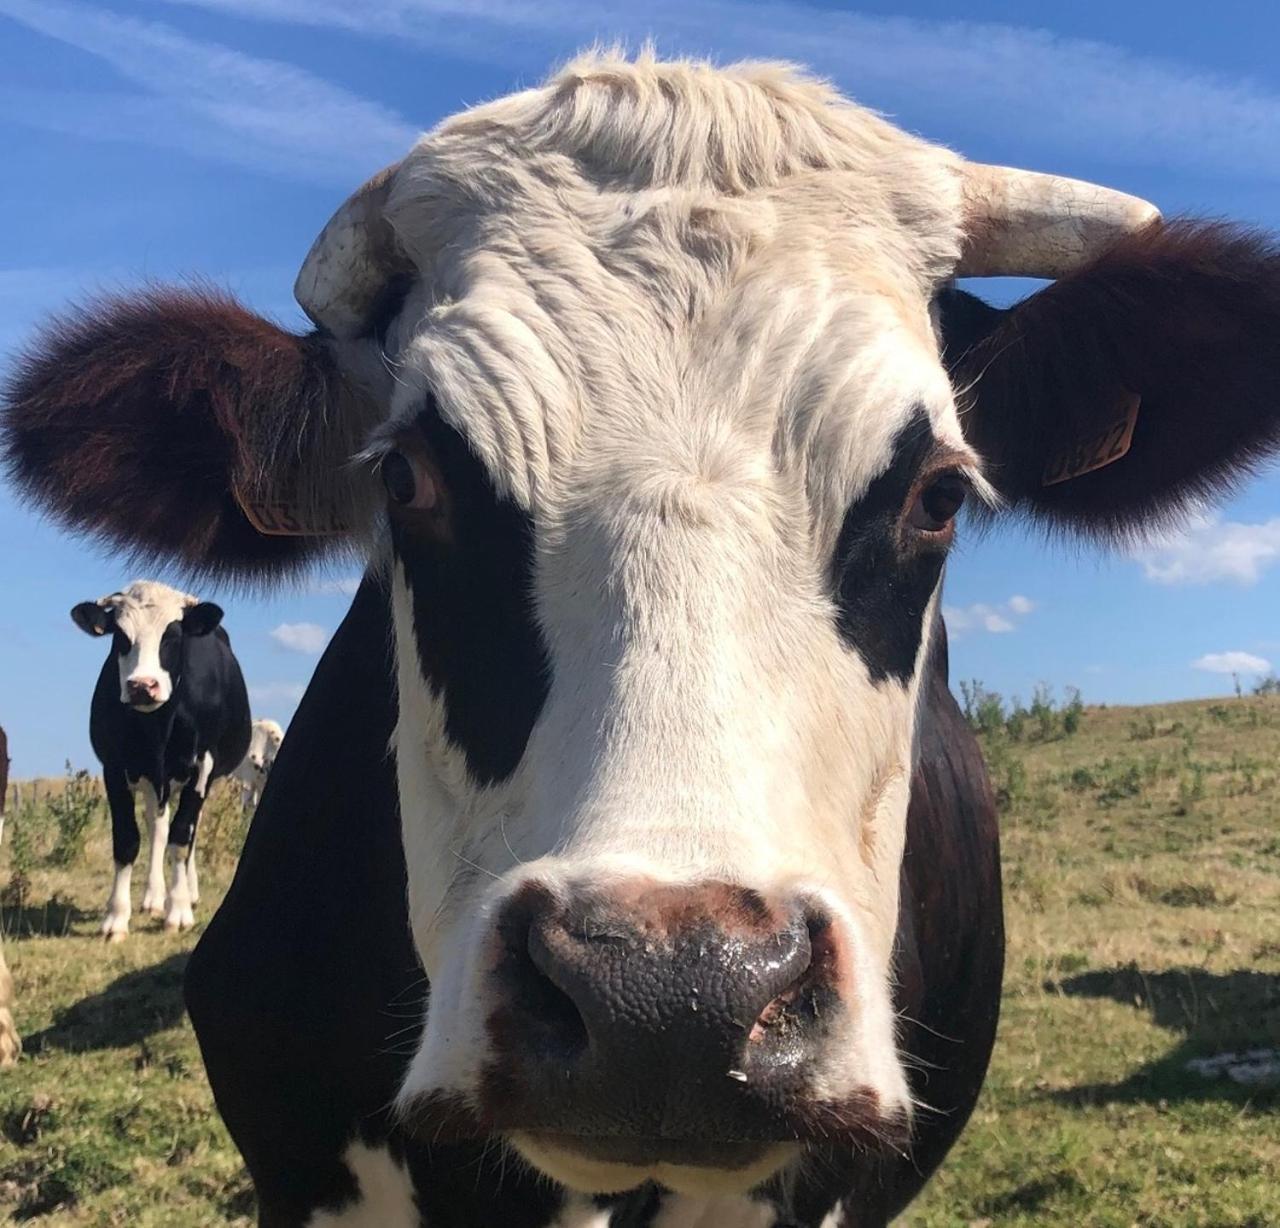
71,580,223,711
7,54,1280,1197
246,717,285,774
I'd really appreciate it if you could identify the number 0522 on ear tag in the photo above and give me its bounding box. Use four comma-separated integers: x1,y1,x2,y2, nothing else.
1042,392,1142,487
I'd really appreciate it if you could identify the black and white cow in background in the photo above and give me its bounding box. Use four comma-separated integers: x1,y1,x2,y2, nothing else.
71,581,250,938
6,52,1280,1227
233,718,285,815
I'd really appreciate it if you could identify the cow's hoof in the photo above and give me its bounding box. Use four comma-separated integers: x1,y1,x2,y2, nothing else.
141,889,164,914
163,909,195,933
104,929,128,944
147,908,166,920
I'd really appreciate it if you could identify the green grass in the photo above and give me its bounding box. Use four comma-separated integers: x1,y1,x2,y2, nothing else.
1,698,1278,1224
910,695,1280,1227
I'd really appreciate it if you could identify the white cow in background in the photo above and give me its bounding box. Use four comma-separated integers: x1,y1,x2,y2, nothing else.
233,719,284,815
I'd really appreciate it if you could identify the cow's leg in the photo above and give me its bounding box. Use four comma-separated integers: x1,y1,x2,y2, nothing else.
102,769,139,941
187,840,199,905
0,940,20,1067
164,753,211,932
139,778,170,918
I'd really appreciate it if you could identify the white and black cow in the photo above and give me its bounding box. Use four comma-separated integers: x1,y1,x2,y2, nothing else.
233,718,285,815
5,52,1280,1227
71,581,250,938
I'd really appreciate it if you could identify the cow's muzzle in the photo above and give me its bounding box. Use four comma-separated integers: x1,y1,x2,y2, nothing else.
404,878,905,1191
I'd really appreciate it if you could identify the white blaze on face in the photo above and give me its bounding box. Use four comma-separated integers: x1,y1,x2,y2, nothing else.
100,581,198,709
354,54,986,1191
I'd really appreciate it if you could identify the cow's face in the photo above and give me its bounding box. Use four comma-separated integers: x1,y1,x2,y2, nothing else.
246,719,284,773
14,50,1280,1208
370,194,978,1191
71,581,223,711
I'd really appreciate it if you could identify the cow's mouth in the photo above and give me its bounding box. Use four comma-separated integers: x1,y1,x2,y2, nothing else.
508,1130,799,1195
526,1132,772,1170
125,697,163,713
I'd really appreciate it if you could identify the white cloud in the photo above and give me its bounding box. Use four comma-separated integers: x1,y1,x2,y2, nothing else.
0,0,417,185
269,622,329,654
308,576,362,596
1134,515,1280,587
1192,651,1272,676
249,681,307,706
159,0,1280,182
944,596,1034,637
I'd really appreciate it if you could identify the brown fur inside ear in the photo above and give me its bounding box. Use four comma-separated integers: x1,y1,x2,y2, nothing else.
2,287,373,582
950,221,1280,539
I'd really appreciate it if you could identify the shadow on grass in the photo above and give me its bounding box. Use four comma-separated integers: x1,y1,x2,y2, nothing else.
1047,964,1280,1109
1,896,97,938
25,952,188,1054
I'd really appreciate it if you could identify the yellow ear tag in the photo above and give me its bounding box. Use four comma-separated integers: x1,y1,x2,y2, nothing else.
1042,392,1141,487
232,479,351,537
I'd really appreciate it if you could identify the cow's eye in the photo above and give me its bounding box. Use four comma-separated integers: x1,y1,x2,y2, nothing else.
909,472,967,534
381,449,437,510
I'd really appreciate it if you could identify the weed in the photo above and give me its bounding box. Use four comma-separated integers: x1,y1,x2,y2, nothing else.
48,765,100,868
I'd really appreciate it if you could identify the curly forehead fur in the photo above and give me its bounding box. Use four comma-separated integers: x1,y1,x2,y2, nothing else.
373,51,975,528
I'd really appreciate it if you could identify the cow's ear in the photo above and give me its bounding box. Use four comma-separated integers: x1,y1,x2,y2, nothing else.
182,601,224,637
2,288,381,583
71,601,114,637
941,221,1280,538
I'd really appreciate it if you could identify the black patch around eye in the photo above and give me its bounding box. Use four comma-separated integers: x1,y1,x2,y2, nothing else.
831,410,947,684
159,621,183,675
390,404,551,786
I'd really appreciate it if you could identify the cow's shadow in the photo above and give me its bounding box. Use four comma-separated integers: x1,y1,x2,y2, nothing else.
25,952,188,1054
1046,964,1280,1109
1,897,96,937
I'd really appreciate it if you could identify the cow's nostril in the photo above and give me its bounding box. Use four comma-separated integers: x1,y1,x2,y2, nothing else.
499,904,589,1060
747,911,833,1045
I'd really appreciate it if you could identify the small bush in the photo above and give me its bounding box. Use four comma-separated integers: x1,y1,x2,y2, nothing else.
1061,687,1084,736
49,765,101,868
1253,672,1280,696
1029,683,1057,741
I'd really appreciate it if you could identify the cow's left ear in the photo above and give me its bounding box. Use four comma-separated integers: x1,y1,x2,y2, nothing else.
940,221,1280,537
182,602,225,636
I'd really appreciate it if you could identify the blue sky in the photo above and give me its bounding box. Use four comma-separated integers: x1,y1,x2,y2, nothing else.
2,0,1279,776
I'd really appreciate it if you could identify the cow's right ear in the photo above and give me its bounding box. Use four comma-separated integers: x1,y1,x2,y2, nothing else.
2,288,383,584
71,601,114,637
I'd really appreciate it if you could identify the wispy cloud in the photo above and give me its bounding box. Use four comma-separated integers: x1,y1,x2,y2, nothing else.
158,0,1280,182
1192,650,1271,677
269,621,329,654
249,680,308,707
0,0,418,184
1134,514,1280,586
945,594,1035,638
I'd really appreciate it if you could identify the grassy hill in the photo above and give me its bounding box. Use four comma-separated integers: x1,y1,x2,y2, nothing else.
0,695,1277,1225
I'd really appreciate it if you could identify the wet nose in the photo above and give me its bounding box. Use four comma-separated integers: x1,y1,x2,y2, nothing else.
493,881,838,1149
127,677,160,704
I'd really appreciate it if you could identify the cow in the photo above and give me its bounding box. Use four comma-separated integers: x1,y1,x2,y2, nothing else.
4,50,1280,1227
69,582,251,938
233,718,285,815
0,722,18,1068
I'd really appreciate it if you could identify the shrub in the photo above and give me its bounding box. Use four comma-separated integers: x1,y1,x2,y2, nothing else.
1029,683,1057,741
1061,687,1084,736
49,765,101,868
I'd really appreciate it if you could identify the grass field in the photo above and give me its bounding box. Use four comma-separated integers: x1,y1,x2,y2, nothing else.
1,694,1277,1225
